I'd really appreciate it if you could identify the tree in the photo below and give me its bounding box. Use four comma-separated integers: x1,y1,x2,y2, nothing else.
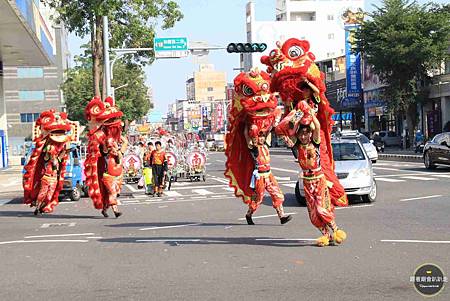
356,0,450,146
45,0,183,97
62,53,151,125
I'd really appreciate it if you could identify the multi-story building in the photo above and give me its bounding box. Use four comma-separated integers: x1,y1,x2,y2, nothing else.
2,1,69,156
243,0,364,72
0,0,58,167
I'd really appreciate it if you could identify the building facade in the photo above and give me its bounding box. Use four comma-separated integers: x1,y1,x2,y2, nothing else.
0,0,57,167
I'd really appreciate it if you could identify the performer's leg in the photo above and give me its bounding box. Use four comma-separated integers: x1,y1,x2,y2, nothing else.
266,175,292,224
245,178,264,225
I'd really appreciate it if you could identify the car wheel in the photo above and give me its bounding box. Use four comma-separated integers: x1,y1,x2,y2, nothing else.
424,151,436,169
295,181,306,206
70,187,82,202
362,179,377,203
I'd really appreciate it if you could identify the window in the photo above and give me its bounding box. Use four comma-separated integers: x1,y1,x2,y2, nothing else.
17,67,44,78
328,33,334,39
20,113,40,123
18,90,45,101
207,96,214,101
207,87,213,92
327,15,334,21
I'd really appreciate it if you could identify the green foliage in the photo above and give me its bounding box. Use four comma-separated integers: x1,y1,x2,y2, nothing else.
45,0,183,65
356,0,450,111
62,53,151,125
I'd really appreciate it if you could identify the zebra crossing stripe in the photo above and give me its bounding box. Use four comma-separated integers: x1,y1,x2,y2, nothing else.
222,187,234,192
192,189,214,195
375,178,405,182
433,174,450,178
282,183,297,188
0,199,11,206
164,191,182,197
401,176,436,181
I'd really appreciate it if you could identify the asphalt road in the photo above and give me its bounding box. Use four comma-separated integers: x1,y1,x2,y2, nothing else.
0,151,449,301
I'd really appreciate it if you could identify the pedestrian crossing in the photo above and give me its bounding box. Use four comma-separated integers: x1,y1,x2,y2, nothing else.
375,174,450,183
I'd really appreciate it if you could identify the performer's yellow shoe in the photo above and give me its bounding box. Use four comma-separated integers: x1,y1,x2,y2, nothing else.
333,229,347,244
316,235,330,247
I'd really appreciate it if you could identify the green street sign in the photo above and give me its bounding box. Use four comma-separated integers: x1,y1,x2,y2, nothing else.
154,37,188,51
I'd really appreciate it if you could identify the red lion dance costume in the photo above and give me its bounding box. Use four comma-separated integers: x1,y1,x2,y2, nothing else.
261,38,348,207
23,110,73,215
84,97,125,218
224,69,292,225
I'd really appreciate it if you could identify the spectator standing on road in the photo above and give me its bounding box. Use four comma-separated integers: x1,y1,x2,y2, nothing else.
142,142,155,195
150,141,167,197
276,102,347,247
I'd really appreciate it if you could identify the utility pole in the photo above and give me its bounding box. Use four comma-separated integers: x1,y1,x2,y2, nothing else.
103,16,112,99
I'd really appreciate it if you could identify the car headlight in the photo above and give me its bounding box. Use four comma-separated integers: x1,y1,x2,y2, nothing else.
352,168,371,178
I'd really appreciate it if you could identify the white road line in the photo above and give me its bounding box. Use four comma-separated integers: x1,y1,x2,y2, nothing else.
158,205,168,208
0,199,11,206
375,178,405,182
139,223,202,231
336,204,374,209
255,238,316,241
24,233,95,239
270,167,299,174
432,174,450,178
400,195,443,202
211,177,229,184
192,189,214,195
223,187,234,192
164,191,182,197
238,212,298,220
40,222,76,228
401,176,436,181
282,183,297,188
380,239,450,244
373,166,429,174
87,237,103,239
275,176,291,181
211,195,227,198
173,184,227,190
0,240,89,245
136,239,202,243
125,184,139,192
215,160,224,163
375,173,446,178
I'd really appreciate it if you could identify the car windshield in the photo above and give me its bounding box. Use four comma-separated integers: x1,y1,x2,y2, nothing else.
358,135,370,144
332,142,365,161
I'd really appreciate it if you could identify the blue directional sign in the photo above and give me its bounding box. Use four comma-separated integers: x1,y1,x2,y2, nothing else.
154,37,189,58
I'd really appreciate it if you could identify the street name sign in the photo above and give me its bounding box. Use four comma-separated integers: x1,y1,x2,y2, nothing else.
154,37,189,58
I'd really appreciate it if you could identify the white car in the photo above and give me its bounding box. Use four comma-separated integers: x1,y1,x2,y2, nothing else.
339,130,378,163
295,137,377,205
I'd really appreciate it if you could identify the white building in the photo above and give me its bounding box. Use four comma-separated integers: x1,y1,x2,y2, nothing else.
243,0,364,71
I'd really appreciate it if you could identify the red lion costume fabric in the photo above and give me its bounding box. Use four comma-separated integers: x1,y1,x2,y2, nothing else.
84,97,124,210
23,110,72,214
224,69,281,204
261,38,348,206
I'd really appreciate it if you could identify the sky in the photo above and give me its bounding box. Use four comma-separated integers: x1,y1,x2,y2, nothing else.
67,0,446,115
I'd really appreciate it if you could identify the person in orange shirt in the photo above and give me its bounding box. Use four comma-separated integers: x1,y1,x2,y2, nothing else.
150,141,167,197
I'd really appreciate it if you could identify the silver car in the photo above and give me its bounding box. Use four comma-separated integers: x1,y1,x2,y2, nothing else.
295,137,377,205
339,130,378,163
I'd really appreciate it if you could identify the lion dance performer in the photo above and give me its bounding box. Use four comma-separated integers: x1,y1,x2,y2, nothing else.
276,101,347,246
225,69,292,225
23,110,74,215
261,38,348,207
84,96,126,218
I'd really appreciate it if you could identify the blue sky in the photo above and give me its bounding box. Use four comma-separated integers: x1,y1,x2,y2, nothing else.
67,0,445,115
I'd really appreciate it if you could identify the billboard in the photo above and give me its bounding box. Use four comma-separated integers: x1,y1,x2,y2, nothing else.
344,24,362,108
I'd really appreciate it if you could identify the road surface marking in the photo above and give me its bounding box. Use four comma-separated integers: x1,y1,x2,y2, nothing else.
270,167,298,174
211,177,229,184
373,166,429,174
87,237,102,239
164,191,182,197
192,189,214,195
238,212,298,220
433,174,450,178
255,238,316,241
215,160,224,163
136,239,202,243
0,199,11,206
222,187,234,192
170,182,190,187
139,223,202,231
282,183,297,188
375,178,405,182
24,233,95,239
380,239,450,244
211,195,226,198
0,239,88,245
125,184,139,192
41,222,76,228
275,176,291,181
401,176,436,181
336,204,374,209
158,205,168,208
400,195,443,202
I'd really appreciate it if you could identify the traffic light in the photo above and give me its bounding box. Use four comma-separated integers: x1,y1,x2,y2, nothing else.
226,43,267,53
